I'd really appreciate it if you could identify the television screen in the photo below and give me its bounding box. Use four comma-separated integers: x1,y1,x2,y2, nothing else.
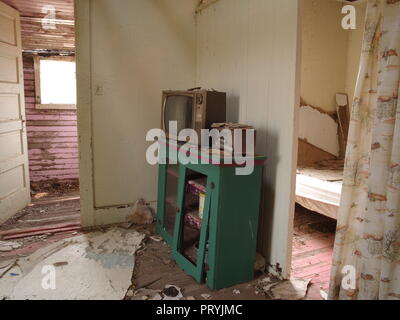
164,95,194,133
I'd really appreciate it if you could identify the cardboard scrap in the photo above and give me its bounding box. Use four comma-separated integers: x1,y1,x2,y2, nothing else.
201,293,212,300
269,278,311,300
320,289,328,300
0,228,145,300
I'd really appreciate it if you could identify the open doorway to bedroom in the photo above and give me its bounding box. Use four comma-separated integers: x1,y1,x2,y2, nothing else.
290,0,367,299
0,0,80,246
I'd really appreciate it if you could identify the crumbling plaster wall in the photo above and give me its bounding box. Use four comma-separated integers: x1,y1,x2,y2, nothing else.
300,0,366,113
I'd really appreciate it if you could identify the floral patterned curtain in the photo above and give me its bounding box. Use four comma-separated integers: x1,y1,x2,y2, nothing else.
329,0,400,300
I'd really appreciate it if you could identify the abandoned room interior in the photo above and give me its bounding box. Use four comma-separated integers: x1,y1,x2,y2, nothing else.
0,0,399,302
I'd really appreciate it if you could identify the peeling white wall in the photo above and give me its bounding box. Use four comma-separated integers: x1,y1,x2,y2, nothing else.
298,106,339,156
196,0,300,277
300,0,366,112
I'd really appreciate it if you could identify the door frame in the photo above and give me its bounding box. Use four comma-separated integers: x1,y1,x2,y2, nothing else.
75,0,133,227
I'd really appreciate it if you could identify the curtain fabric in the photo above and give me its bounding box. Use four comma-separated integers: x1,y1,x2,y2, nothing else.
329,0,400,300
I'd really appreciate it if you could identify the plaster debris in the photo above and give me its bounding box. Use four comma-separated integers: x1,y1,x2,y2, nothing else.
0,228,145,300
131,288,162,300
257,276,275,294
126,199,154,225
254,253,266,272
259,276,272,284
150,235,163,242
201,293,212,300
269,278,311,300
131,285,183,301
233,289,241,295
0,241,22,252
320,289,328,300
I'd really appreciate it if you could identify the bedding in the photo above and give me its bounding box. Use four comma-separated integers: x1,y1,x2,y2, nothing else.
295,168,343,220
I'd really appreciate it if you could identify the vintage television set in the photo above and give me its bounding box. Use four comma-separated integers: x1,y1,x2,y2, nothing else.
161,89,226,142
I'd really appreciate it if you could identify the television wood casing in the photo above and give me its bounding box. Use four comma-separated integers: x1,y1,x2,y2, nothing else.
162,89,226,142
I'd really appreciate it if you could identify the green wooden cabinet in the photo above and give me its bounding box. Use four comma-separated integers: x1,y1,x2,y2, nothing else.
156,140,266,290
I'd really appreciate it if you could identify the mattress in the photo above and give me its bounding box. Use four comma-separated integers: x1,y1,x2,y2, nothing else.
295,168,343,220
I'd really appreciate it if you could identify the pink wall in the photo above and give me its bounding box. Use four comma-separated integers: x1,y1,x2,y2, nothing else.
23,54,79,182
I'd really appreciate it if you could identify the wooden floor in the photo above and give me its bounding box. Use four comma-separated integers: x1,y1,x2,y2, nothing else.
2,192,336,300
291,205,336,299
0,190,81,261
0,191,80,233
132,233,271,300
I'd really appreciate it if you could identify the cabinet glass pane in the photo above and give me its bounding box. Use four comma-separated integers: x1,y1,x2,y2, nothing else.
179,170,208,267
163,164,179,237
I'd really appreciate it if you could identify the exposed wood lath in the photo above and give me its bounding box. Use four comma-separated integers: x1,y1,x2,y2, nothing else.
2,0,75,51
23,53,79,182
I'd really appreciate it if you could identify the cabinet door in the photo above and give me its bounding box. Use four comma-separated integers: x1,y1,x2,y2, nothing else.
172,166,213,284
156,162,179,245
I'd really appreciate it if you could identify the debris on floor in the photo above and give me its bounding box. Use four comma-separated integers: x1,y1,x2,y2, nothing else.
130,288,163,300
201,293,212,300
126,199,155,225
162,285,183,300
150,235,163,242
130,285,183,301
30,180,80,198
320,289,328,300
0,241,22,252
257,276,276,294
0,190,81,244
255,276,311,300
1,199,317,301
254,253,266,272
291,205,335,299
0,228,145,300
0,223,81,241
131,234,270,300
269,278,311,300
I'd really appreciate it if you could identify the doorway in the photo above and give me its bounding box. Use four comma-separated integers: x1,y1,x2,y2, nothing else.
0,0,80,241
289,0,367,299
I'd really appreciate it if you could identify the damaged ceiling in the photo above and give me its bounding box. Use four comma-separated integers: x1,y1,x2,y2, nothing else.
1,0,75,51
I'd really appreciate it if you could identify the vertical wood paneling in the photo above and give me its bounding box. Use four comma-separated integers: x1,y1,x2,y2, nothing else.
23,53,79,182
196,0,300,277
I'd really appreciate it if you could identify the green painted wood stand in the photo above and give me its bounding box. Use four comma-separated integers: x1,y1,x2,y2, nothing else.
156,140,266,290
